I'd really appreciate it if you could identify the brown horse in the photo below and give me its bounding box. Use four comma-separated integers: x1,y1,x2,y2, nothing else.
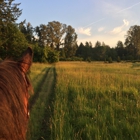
0,47,33,140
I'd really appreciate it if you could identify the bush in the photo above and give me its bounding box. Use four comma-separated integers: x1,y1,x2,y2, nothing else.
33,45,59,63
59,57,83,61
117,56,121,62
86,57,91,62
33,44,47,63
47,49,59,63
0,23,28,60
108,57,113,63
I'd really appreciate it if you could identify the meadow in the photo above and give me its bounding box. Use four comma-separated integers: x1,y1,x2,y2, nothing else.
27,62,140,140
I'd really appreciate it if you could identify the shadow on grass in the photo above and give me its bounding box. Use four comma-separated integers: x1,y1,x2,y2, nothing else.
40,67,56,140
29,67,51,110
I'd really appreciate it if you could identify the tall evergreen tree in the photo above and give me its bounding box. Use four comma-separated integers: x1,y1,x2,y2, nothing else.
115,41,125,59
94,41,101,48
76,42,85,58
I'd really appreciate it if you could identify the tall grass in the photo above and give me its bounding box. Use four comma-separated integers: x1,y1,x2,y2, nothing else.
50,62,140,140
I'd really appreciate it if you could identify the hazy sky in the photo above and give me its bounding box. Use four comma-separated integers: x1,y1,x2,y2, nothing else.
15,0,140,47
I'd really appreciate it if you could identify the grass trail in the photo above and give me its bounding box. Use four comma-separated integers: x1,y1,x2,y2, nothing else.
27,66,55,140
29,67,51,110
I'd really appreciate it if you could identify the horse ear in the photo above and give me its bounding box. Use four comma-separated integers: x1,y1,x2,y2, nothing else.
18,47,33,73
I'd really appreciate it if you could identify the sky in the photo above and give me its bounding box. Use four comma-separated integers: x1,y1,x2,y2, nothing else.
15,0,140,47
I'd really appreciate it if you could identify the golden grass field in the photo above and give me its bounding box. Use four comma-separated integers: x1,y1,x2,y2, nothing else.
28,62,140,140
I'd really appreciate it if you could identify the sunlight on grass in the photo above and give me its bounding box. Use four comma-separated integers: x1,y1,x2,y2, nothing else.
50,62,140,140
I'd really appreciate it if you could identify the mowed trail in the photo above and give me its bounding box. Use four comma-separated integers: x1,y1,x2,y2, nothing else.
40,67,56,139
27,66,55,140
30,67,55,110
38,66,55,101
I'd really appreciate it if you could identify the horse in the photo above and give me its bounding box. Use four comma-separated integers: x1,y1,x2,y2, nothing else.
0,47,33,140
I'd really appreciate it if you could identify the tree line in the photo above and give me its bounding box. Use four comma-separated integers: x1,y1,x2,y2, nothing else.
76,34,140,62
1,0,140,63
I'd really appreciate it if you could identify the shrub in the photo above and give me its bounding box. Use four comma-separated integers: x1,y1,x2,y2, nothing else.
117,56,121,62
86,57,91,62
108,57,113,63
47,49,59,63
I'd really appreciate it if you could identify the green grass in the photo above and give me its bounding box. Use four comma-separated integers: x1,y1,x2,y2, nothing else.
50,62,140,140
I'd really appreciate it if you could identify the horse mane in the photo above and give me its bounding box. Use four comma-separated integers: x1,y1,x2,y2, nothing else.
0,47,33,140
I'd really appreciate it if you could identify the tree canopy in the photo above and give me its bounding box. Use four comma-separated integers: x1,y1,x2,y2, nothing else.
125,25,140,59
0,0,22,25
0,0,28,60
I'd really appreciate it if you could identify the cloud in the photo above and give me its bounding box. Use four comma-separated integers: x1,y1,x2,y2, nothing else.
111,26,122,34
123,19,129,26
98,27,105,32
76,27,91,36
81,2,139,29
110,19,129,35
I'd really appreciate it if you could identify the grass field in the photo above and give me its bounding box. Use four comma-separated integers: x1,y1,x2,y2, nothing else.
27,62,140,140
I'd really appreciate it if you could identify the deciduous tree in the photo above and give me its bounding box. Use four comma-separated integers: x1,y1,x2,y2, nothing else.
0,23,28,59
0,0,22,25
19,21,34,43
35,24,48,47
0,0,28,60
125,25,140,59
46,21,67,50
64,25,77,58
0,0,22,46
